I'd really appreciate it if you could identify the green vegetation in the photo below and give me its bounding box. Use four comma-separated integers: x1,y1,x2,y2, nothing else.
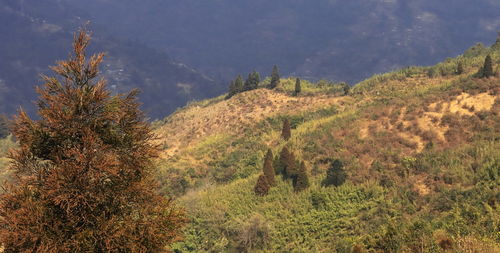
164,40,500,252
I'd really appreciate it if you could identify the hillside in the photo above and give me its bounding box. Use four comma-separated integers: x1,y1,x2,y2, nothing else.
0,0,222,119
0,36,499,251
150,40,500,252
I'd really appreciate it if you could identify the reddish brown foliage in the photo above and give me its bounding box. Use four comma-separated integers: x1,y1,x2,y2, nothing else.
0,28,186,252
254,174,270,196
263,149,276,186
281,118,291,141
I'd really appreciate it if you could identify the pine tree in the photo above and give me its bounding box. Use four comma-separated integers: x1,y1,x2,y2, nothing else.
226,80,237,99
294,78,301,96
254,174,270,196
235,75,244,93
0,114,8,138
323,159,347,187
269,65,280,89
243,74,252,92
482,55,494,78
0,28,186,251
492,32,500,51
281,118,291,141
293,161,309,192
278,146,291,178
251,71,260,89
456,61,464,75
263,149,276,186
244,71,260,91
286,151,298,178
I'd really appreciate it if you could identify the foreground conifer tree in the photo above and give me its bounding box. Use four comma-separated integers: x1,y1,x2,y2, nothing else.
0,29,186,252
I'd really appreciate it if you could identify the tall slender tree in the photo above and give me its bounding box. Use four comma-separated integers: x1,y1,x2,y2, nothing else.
281,118,291,141
263,149,276,186
293,161,309,192
278,146,291,178
456,61,464,75
294,78,301,96
226,80,237,99
234,75,244,93
0,28,186,251
269,65,280,89
481,55,494,78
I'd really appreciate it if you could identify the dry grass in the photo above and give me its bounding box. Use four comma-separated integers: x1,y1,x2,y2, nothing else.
156,89,348,158
357,92,498,154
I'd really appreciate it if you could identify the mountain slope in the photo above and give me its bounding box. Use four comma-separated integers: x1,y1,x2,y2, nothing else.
152,40,500,252
0,0,222,119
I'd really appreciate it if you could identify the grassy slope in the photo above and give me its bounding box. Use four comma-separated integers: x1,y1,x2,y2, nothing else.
155,42,500,252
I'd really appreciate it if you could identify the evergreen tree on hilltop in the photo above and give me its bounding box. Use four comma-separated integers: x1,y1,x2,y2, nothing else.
481,55,494,78
281,118,291,141
244,71,260,91
492,32,500,50
269,65,280,89
456,61,464,75
294,78,301,96
0,114,9,138
234,75,244,93
293,161,309,192
0,29,186,251
254,174,270,196
323,159,347,187
263,149,276,186
226,80,237,99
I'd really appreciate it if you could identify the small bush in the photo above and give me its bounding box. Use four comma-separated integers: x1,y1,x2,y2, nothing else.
322,159,347,187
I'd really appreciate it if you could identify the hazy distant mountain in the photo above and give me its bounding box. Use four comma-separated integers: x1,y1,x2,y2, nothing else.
66,0,500,83
0,0,223,119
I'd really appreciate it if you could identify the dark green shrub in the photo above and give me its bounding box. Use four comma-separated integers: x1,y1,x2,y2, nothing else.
322,159,347,187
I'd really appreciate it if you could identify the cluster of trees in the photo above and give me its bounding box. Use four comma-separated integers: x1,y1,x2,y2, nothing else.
226,71,261,99
226,65,282,99
254,119,309,196
0,114,9,138
0,29,186,251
